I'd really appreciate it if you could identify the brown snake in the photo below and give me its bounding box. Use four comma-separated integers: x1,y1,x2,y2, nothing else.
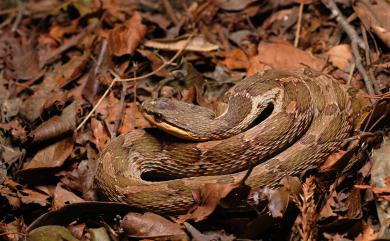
94,69,354,214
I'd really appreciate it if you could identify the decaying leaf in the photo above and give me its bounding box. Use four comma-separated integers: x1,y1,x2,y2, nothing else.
108,12,146,56
121,212,188,240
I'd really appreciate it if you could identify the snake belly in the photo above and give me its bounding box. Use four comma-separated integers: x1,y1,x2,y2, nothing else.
94,69,353,214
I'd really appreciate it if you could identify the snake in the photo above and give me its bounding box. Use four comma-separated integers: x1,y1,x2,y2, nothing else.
94,68,354,214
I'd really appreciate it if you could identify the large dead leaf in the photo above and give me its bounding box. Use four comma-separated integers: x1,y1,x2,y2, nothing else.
22,137,74,170
108,12,146,56
2,34,43,81
247,42,325,75
121,212,188,240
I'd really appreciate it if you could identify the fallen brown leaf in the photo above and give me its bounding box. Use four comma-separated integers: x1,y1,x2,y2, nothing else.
31,102,77,143
144,35,219,52
178,182,249,222
121,212,188,240
247,42,325,75
52,183,84,210
108,12,146,56
327,44,354,73
22,137,74,171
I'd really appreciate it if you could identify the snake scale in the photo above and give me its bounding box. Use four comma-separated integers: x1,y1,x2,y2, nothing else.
94,69,354,214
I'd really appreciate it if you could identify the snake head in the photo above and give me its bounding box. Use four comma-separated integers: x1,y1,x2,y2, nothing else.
141,98,215,140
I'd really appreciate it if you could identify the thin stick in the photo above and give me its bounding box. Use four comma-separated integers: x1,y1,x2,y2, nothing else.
11,0,23,32
75,34,194,131
322,0,376,104
76,78,116,131
294,2,304,47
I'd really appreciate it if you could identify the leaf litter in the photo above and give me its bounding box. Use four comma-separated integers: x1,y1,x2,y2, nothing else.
0,0,389,240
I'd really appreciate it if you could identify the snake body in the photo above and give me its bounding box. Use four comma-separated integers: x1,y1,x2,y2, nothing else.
95,69,353,214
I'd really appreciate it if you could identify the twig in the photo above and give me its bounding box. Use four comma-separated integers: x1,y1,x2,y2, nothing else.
294,2,304,47
162,0,179,26
75,34,194,131
361,25,380,93
94,38,108,75
76,77,116,132
112,82,127,137
322,0,376,104
11,0,23,32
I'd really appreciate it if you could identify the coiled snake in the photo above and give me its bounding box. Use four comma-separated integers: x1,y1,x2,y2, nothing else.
94,69,353,214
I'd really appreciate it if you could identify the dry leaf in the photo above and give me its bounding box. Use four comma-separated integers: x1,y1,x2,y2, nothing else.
121,212,188,240
28,225,79,241
221,48,249,70
144,35,219,52
108,12,146,56
213,0,257,11
327,44,354,72
354,0,390,48
52,184,84,210
178,182,249,222
247,42,325,75
23,138,73,170
31,102,77,143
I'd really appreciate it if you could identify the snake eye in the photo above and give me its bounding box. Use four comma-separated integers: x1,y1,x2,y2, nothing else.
154,113,163,122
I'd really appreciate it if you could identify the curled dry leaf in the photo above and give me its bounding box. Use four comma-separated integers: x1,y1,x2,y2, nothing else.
108,12,146,56
31,102,77,143
121,212,188,240
253,176,302,218
327,44,354,73
144,35,219,52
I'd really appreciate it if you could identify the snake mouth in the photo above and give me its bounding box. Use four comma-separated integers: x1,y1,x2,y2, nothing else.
142,111,206,141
